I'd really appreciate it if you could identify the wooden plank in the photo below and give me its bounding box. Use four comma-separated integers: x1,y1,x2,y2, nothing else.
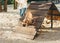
12,32,36,39
53,10,60,14
48,10,60,15
46,15,60,20
13,26,36,39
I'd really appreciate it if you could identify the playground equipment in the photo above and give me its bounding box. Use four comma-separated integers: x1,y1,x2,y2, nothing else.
17,1,60,39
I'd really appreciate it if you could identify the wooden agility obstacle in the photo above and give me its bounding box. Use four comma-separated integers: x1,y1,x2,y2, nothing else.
16,2,60,39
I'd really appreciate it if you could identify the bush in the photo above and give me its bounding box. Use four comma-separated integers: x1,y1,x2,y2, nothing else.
1,0,14,5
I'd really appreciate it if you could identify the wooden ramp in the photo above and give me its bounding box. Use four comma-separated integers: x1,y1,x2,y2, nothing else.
14,2,60,39
28,2,52,29
46,3,60,20
13,26,36,39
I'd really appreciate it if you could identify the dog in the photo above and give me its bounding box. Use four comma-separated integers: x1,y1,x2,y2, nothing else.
22,9,33,27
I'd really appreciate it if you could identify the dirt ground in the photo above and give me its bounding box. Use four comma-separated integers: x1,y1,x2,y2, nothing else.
0,4,60,43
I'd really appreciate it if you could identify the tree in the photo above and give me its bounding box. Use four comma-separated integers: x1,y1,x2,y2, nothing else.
4,0,7,12
0,0,2,12
14,0,17,9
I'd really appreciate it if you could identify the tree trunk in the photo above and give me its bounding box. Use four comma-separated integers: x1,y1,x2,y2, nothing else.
0,1,2,12
4,0,7,12
14,0,17,9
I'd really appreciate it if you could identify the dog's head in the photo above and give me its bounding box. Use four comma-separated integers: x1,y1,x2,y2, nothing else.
22,19,29,27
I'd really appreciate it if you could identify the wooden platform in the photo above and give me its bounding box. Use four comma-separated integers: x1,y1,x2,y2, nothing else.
13,26,36,39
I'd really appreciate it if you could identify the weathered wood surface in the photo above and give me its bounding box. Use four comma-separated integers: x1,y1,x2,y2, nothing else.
46,3,60,20
27,2,52,29
29,2,60,20
13,26,36,39
27,2,60,29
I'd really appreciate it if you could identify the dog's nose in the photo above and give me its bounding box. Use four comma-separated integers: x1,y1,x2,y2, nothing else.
23,24,26,27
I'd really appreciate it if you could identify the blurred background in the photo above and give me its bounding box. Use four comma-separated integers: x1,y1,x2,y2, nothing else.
0,0,60,5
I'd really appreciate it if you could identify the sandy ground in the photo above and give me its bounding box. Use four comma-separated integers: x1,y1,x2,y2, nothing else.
0,4,60,43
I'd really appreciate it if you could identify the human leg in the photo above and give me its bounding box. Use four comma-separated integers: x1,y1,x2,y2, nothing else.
20,8,23,17
20,8,26,17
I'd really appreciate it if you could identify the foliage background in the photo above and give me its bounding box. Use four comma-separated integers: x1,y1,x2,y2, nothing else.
1,0,49,4
1,0,59,5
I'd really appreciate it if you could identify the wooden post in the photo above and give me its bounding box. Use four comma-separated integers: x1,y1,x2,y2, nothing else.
0,1,2,12
14,0,17,9
4,0,7,12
